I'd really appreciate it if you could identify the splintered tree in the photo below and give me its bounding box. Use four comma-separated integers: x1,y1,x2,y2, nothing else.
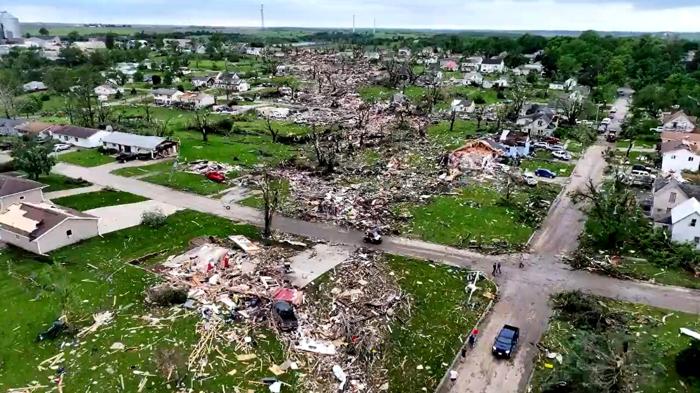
192,109,211,142
266,117,279,143
259,172,287,239
310,125,338,174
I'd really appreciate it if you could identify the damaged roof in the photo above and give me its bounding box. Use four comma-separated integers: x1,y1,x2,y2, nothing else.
52,125,103,139
0,202,97,240
0,175,45,197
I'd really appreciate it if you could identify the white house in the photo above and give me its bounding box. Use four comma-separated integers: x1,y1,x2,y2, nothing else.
662,110,697,133
665,198,700,249
152,88,184,106
450,99,475,114
245,47,263,56
192,75,216,88
652,178,700,221
177,92,215,109
51,126,110,148
517,105,558,136
480,58,505,74
461,56,483,72
23,81,47,92
94,84,123,100
215,73,250,92
464,72,483,86
661,141,700,173
101,132,179,158
499,130,531,158
0,202,99,255
0,175,45,212
483,78,509,89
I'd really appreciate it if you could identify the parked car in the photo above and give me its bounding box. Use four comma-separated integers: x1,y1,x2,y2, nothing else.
535,168,556,179
597,124,608,134
601,118,611,125
610,107,617,114
206,171,226,183
116,153,137,163
543,136,560,145
492,324,520,359
552,150,571,161
532,141,549,150
523,172,538,186
548,144,565,152
632,164,654,174
271,300,298,332
53,143,72,152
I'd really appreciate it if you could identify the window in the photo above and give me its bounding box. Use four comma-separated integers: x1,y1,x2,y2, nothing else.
695,237,700,244
690,157,695,162
667,208,672,214
66,229,73,237
74,137,78,142
671,155,677,159
19,196,24,200
691,219,697,227
669,192,677,203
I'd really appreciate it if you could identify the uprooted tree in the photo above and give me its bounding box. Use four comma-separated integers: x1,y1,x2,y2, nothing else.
259,172,287,239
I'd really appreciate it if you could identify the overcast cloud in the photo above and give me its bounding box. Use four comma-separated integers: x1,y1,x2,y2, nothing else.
6,0,700,32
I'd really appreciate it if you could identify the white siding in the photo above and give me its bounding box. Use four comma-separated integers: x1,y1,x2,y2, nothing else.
0,228,40,253
0,189,44,212
662,149,700,173
653,184,689,221
671,212,700,249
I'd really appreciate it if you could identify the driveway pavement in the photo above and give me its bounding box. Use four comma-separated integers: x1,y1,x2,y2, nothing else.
86,200,182,234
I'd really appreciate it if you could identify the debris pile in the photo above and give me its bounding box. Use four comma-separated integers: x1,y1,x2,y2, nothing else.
186,160,238,175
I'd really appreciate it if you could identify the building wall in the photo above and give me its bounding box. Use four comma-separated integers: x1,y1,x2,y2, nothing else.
36,219,100,254
663,115,695,133
661,149,700,173
53,131,109,148
653,184,689,220
103,142,154,155
0,229,40,254
671,212,700,250
0,189,44,212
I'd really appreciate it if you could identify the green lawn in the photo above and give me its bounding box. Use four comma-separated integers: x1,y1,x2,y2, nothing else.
427,119,479,149
358,85,396,103
617,258,700,289
57,149,115,167
111,160,176,177
52,189,147,211
142,171,231,195
448,86,501,104
521,158,575,177
397,185,537,248
37,174,91,192
0,210,299,392
616,138,660,149
530,293,700,393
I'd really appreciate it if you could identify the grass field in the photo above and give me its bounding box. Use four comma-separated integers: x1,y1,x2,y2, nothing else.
142,171,231,195
52,189,148,211
427,119,479,149
358,85,395,103
530,293,700,393
57,149,115,167
617,257,700,290
397,185,537,248
37,174,91,192
448,86,501,104
0,210,297,392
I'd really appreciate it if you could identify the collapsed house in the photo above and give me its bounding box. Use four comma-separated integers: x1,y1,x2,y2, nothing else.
449,139,504,172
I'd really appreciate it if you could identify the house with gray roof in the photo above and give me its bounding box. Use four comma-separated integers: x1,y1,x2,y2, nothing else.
0,202,99,254
0,174,45,212
652,177,700,222
0,118,26,136
102,132,178,158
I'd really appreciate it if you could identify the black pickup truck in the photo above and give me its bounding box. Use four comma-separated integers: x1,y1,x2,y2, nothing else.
492,324,520,359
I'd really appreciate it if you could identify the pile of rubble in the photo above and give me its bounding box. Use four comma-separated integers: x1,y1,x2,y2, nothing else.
186,160,240,175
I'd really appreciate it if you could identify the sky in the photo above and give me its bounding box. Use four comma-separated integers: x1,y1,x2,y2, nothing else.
7,0,700,32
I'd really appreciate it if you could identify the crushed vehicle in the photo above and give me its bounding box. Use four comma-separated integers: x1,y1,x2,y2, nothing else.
271,300,299,332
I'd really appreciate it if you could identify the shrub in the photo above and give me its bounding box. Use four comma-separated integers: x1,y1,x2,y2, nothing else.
141,209,167,228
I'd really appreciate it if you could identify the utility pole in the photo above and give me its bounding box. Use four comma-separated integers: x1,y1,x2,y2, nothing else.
352,14,356,33
373,18,376,35
260,4,265,30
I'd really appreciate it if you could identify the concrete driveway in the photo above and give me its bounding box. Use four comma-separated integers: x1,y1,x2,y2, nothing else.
86,200,182,234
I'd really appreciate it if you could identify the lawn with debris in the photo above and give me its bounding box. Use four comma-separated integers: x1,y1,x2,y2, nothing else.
529,292,700,393
0,210,297,392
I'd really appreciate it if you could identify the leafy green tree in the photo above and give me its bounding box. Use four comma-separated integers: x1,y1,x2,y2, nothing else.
11,137,56,180
59,47,87,67
16,97,42,118
43,67,74,93
38,27,49,35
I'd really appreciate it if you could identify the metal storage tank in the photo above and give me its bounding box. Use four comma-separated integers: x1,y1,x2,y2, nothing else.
0,11,21,39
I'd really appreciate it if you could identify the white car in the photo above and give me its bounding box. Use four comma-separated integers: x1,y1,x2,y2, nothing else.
53,143,72,152
548,144,565,151
532,141,549,150
552,150,571,161
523,172,538,186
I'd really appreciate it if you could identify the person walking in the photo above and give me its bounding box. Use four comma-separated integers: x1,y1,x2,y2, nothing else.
496,262,502,275
492,262,497,275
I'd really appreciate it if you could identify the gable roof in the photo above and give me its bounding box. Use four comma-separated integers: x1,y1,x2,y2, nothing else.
672,197,700,224
102,132,166,150
661,131,700,143
15,121,53,134
482,57,504,65
0,202,96,240
152,88,179,96
52,125,103,139
660,140,698,154
663,110,697,126
0,175,44,197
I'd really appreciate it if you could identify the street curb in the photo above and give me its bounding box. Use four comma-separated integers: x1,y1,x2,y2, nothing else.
434,273,500,393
